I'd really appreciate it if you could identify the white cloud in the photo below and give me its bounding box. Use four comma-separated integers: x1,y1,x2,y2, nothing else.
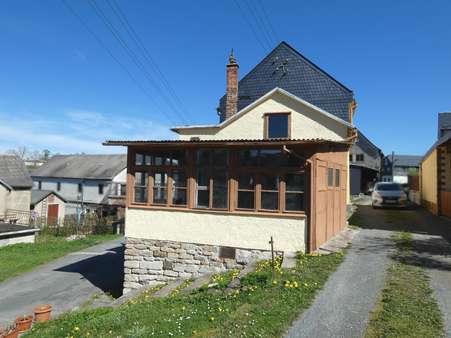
0,109,175,155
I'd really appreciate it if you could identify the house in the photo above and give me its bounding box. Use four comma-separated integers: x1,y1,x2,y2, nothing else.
105,42,357,293
382,154,422,184
31,154,127,218
420,112,451,217
0,155,33,223
349,130,383,195
30,190,66,225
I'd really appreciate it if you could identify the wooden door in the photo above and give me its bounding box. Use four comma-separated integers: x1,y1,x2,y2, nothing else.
47,204,59,225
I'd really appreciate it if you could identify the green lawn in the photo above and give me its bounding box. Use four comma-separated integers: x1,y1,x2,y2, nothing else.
26,252,344,338
0,234,120,282
366,232,444,338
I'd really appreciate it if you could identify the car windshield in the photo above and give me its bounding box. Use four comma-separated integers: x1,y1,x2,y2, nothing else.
376,183,402,191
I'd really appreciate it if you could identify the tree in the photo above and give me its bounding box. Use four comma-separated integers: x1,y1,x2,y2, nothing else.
6,146,28,159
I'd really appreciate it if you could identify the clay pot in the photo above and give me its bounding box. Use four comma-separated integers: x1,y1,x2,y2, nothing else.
15,315,33,333
1,326,18,338
34,304,52,322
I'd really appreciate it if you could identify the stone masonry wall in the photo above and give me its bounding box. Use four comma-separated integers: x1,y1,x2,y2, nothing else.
123,237,276,293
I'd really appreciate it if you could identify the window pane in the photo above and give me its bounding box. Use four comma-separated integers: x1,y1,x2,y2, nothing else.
134,172,148,203
327,168,334,187
173,171,186,188
285,193,304,211
261,175,278,191
197,168,209,187
196,189,209,208
335,169,340,187
287,153,304,167
268,114,288,138
212,172,228,208
134,187,147,203
286,174,305,192
213,149,228,167
153,172,167,204
262,192,278,210
135,172,148,186
260,149,285,167
196,149,210,166
173,189,187,205
238,191,254,209
154,154,163,166
135,153,144,165
238,174,255,190
172,151,185,166
239,149,258,166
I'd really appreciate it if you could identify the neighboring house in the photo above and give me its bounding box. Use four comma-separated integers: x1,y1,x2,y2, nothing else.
30,190,66,225
31,154,127,218
349,130,383,195
105,41,357,293
0,155,33,223
382,154,422,184
421,112,451,217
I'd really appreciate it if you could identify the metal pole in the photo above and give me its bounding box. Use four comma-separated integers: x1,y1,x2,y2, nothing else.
269,236,275,280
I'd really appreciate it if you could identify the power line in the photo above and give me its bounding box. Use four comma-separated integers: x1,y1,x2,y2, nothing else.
106,0,191,124
88,0,189,124
244,0,274,48
255,0,279,43
233,0,269,52
60,0,177,125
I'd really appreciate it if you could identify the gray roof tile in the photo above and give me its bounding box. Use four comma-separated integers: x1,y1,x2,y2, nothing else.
31,154,126,180
218,41,354,122
31,190,66,206
0,155,33,189
438,112,451,138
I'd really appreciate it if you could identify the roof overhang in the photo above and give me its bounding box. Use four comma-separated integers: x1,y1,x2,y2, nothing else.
171,87,353,134
104,138,354,148
0,179,12,191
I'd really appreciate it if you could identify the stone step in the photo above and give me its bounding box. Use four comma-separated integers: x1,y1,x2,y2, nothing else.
182,273,212,294
153,279,186,298
227,260,258,289
281,252,297,269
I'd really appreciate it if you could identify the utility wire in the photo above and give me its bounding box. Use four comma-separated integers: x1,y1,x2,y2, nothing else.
107,0,191,124
60,0,177,125
88,0,189,124
257,0,279,43
244,0,274,48
233,0,269,52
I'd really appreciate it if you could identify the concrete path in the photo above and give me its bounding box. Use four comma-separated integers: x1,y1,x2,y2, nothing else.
285,229,393,338
0,238,124,327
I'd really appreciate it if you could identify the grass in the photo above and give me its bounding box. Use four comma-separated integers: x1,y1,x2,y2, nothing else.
0,234,120,282
365,232,444,338
25,252,345,338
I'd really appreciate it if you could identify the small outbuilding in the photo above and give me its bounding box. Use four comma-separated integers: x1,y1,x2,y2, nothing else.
30,190,66,225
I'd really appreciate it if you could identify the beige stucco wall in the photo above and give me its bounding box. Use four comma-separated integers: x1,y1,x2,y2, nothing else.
178,92,348,141
6,190,31,213
0,185,8,215
126,208,306,253
421,149,438,213
33,194,66,223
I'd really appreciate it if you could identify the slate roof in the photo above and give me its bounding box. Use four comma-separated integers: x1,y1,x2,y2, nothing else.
438,112,451,138
31,190,66,206
0,155,33,189
354,130,382,159
392,155,422,168
31,154,126,180
423,132,451,162
218,41,354,123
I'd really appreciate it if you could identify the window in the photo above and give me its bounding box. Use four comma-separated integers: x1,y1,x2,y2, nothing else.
265,113,290,139
153,172,167,204
335,169,340,187
135,151,185,167
98,184,104,194
38,181,42,190
237,174,255,209
285,174,305,211
327,168,334,187
78,183,83,193
56,182,61,191
261,175,279,210
349,154,353,162
134,172,148,203
195,149,229,209
120,184,126,196
356,154,364,161
172,171,187,205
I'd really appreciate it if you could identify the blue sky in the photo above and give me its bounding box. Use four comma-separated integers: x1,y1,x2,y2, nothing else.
0,0,450,156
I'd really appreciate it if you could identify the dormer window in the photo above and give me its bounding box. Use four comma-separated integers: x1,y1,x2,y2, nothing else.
264,113,290,139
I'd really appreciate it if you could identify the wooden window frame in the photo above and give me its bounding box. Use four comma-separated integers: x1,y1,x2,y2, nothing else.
128,146,307,217
263,112,291,139
284,172,306,213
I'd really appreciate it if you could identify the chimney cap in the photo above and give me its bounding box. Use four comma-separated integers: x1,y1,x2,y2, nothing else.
228,49,238,66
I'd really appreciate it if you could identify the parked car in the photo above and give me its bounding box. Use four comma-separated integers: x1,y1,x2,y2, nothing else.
371,182,408,208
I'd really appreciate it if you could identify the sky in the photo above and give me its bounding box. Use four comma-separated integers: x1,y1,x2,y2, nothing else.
0,0,450,156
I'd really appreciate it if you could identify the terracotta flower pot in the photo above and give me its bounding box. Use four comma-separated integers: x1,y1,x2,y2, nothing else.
2,326,18,338
34,304,52,322
15,315,33,333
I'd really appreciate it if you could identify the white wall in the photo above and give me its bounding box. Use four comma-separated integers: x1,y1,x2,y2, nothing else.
0,184,8,215
6,190,31,212
33,193,66,223
126,208,306,253
177,91,348,141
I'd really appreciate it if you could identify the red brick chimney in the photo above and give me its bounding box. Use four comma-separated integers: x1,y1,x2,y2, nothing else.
224,50,239,120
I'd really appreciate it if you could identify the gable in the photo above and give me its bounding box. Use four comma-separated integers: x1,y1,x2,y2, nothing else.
218,41,354,122
178,89,349,141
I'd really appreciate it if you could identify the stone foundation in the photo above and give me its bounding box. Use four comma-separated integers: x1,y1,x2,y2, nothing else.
123,237,277,293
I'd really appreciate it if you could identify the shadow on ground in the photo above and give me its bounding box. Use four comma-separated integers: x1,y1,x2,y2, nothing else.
350,205,451,272
56,245,124,298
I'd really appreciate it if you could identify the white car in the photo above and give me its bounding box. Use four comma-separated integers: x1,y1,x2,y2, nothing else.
371,182,408,208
